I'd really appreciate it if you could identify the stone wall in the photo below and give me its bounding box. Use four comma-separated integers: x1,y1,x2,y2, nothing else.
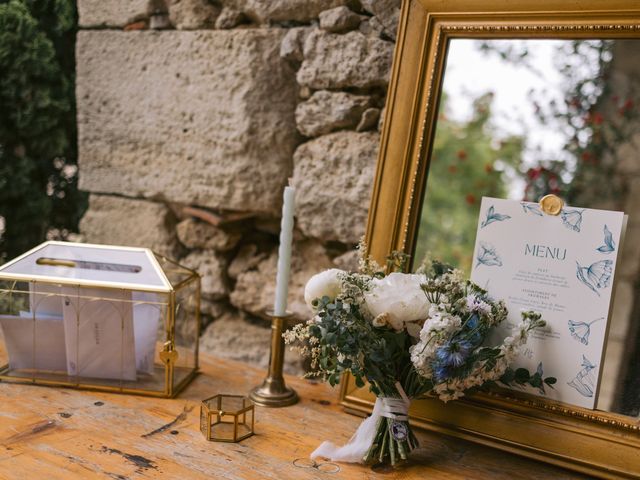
76,0,400,370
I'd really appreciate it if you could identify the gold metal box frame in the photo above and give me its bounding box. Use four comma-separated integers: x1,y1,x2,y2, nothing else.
200,394,255,442
339,1,640,478
0,241,201,398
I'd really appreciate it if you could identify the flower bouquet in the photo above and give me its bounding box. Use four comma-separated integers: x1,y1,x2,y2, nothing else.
285,250,555,467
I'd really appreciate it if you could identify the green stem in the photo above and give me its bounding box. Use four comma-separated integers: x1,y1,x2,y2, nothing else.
378,423,389,463
389,422,397,466
397,438,408,460
363,417,384,464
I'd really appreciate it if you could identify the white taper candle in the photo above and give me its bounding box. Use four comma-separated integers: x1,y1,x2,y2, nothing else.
273,185,296,316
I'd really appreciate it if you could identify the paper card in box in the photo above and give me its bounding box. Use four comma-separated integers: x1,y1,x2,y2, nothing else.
62,287,136,381
0,314,67,371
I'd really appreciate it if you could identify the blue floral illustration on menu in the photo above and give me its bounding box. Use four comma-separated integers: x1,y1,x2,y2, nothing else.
521,202,543,216
476,241,502,267
480,205,511,228
575,259,612,296
596,224,616,253
560,208,584,232
567,318,603,345
567,355,597,398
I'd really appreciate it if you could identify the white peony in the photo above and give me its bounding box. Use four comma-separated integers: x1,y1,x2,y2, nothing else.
304,268,345,311
364,272,429,331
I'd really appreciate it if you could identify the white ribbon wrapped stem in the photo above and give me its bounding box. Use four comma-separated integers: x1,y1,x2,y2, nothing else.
310,382,411,463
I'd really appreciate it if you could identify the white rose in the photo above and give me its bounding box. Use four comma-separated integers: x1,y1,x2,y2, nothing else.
304,268,345,311
364,272,429,330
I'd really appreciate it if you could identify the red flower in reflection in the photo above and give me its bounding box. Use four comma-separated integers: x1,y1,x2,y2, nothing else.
448,165,458,174
619,99,635,116
456,149,467,161
484,163,493,173
527,167,541,180
593,112,604,125
465,194,476,205
581,151,592,163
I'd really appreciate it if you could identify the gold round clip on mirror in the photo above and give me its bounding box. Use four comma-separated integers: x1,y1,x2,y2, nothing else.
539,194,564,216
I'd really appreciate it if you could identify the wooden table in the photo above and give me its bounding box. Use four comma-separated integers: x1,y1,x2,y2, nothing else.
0,354,589,479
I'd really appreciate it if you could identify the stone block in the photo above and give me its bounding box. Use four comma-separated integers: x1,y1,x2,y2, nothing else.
77,30,298,216
228,244,268,279
297,29,394,89
199,312,305,375
230,240,333,322
79,194,180,258
333,249,360,272
200,298,230,320
295,90,372,137
292,131,379,244
360,0,401,40
280,27,311,63
78,0,149,27
356,107,381,132
176,218,241,251
215,7,247,29
226,0,348,23
168,0,220,29
319,6,361,33
181,249,229,300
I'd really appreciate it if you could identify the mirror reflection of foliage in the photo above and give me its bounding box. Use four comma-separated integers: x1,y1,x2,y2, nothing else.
480,39,629,205
0,0,86,263
415,93,524,273
540,40,632,207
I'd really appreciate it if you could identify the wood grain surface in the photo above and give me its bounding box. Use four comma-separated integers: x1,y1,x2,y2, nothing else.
0,353,590,479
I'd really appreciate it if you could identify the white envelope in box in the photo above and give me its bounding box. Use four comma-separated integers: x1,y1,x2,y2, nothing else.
132,291,162,376
29,282,63,317
62,287,137,381
0,314,67,372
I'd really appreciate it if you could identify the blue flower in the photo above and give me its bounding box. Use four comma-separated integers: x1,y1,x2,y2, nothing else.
435,339,473,368
432,364,454,382
466,313,479,330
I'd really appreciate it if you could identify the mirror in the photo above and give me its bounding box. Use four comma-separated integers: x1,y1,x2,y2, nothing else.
340,1,640,477
414,38,640,417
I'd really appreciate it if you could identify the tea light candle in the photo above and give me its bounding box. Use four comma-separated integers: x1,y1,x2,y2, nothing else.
273,185,295,317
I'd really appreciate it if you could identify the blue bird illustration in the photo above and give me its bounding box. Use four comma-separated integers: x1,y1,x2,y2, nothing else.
567,355,597,397
481,205,511,228
575,259,612,296
521,202,543,216
560,208,584,232
568,317,603,345
476,242,502,267
596,224,615,253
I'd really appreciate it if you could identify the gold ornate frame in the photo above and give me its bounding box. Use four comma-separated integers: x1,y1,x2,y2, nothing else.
339,1,640,477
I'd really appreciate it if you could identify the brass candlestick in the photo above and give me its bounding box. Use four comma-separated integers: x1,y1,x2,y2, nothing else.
249,311,299,407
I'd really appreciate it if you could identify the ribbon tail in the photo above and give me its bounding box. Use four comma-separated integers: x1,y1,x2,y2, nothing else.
310,398,383,463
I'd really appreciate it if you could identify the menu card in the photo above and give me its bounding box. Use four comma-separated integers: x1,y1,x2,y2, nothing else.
470,197,625,409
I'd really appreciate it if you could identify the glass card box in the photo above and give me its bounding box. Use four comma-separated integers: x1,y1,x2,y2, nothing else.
0,241,200,397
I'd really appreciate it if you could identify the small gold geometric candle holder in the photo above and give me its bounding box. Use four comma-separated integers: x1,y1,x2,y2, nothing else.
200,394,255,442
